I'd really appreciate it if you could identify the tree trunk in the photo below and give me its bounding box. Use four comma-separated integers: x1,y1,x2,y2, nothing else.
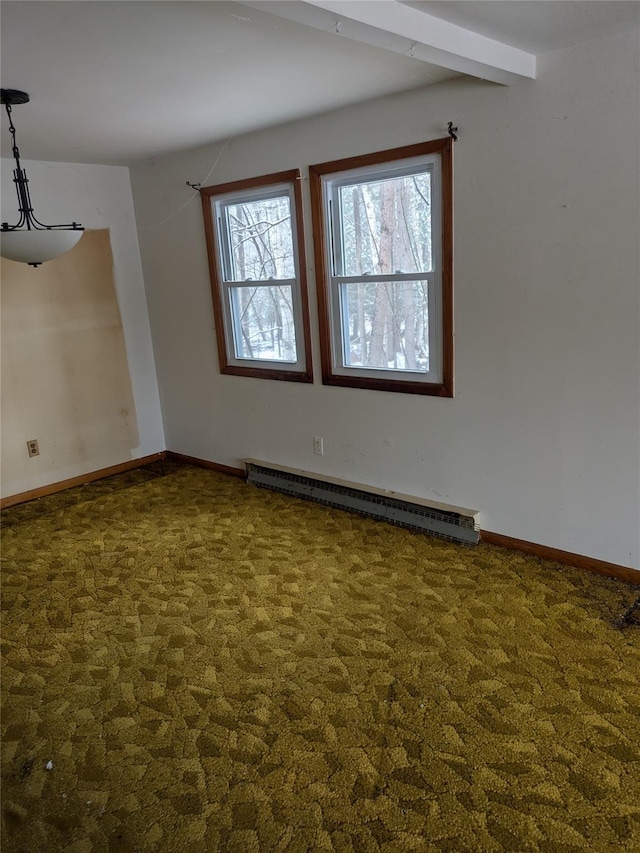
368,182,395,366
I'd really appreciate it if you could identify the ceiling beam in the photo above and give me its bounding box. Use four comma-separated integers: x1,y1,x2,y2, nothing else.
240,0,536,85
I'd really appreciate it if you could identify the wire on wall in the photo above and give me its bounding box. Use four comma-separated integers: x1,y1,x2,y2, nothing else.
142,120,456,232
139,135,233,230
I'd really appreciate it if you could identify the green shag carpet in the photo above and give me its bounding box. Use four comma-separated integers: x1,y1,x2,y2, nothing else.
1,461,639,852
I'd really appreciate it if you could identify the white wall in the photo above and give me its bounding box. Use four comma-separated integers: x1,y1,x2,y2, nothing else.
1,160,165,497
131,28,640,570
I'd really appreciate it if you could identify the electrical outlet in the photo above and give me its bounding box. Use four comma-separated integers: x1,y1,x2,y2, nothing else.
27,439,40,458
313,436,324,456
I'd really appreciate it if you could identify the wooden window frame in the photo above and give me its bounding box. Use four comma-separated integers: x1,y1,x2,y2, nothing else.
201,169,313,383
309,139,453,396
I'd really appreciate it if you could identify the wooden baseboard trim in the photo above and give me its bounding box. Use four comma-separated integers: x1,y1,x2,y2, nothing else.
480,530,639,585
0,452,167,510
6,453,635,586
166,451,244,479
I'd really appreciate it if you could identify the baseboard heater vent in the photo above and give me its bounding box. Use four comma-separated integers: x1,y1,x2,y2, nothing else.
245,460,480,546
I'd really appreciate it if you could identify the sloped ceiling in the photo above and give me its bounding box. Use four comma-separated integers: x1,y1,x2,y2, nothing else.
1,1,637,165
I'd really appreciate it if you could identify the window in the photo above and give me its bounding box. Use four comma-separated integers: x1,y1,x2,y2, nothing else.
309,139,453,396
202,170,312,381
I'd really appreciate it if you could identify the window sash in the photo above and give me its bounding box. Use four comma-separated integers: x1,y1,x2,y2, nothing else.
215,183,295,284
328,273,442,382
328,157,437,280
220,278,304,367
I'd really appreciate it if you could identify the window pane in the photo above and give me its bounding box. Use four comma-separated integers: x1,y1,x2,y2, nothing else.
224,195,294,281
338,172,432,277
230,284,297,362
340,280,429,372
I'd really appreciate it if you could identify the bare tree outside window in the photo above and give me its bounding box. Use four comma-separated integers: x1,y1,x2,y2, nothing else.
230,284,296,361
226,196,295,280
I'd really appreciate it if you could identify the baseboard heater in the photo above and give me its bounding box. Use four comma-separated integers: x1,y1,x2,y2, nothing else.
244,460,480,546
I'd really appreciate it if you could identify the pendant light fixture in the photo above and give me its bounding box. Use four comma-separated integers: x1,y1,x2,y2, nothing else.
1,89,84,268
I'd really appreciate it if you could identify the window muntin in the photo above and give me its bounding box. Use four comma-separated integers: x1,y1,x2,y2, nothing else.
202,171,312,381
310,140,452,396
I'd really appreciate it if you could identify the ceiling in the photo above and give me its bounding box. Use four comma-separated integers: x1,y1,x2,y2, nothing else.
1,1,638,166
406,1,640,53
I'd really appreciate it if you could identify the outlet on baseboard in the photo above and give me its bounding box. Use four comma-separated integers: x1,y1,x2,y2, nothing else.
27,439,40,457
313,436,324,456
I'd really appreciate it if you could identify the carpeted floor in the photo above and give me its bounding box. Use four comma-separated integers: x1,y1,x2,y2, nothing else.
1,461,639,852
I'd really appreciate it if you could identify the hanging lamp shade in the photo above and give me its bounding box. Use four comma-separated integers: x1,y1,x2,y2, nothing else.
1,88,84,267
1,229,84,265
